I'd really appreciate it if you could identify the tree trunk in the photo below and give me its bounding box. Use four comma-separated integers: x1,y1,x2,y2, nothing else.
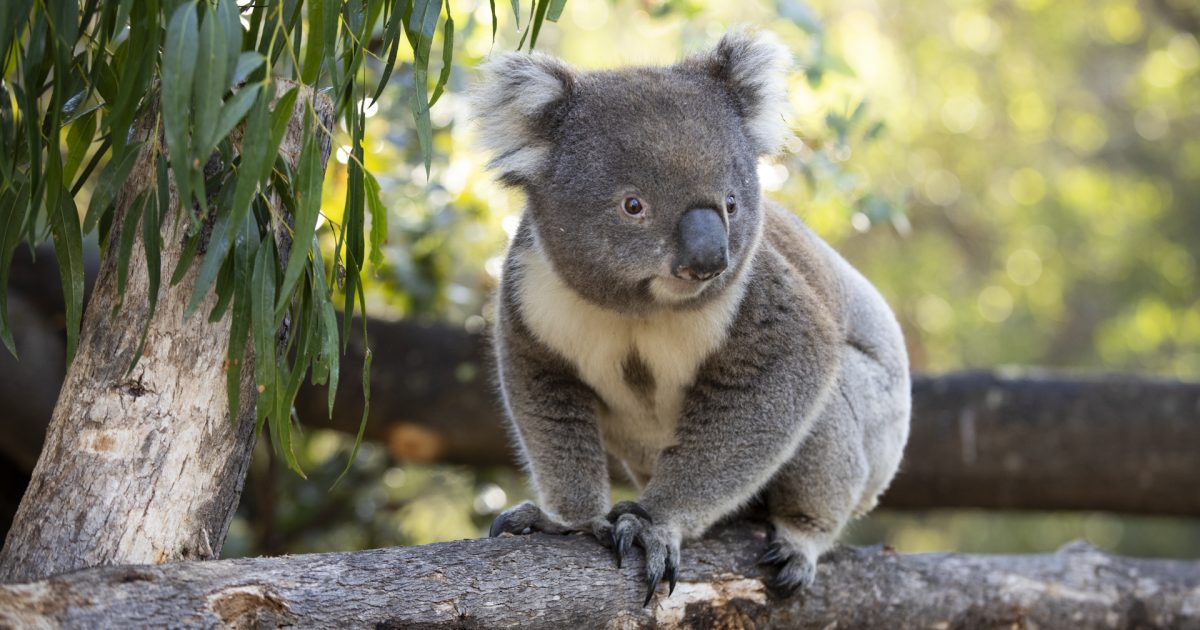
0,524,1195,629
0,83,333,584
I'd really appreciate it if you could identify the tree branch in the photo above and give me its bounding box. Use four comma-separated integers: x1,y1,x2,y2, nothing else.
0,525,1196,628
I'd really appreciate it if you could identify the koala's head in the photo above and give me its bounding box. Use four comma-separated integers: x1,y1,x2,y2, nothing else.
472,29,792,313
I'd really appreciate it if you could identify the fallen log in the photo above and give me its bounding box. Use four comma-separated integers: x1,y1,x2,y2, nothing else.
0,524,1196,629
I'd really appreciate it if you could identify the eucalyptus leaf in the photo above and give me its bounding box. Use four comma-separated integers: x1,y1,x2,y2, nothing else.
251,233,277,436
48,187,84,364
276,123,323,318
364,170,387,268
83,141,143,234
64,109,97,183
114,192,148,314
163,1,199,217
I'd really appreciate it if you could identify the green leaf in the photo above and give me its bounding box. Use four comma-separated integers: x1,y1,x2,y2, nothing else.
275,120,323,318
0,184,29,357
193,2,231,158
251,233,277,436
186,86,271,317
0,0,36,67
48,187,84,365
333,347,370,487
275,363,304,476
215,0,242,86
163,1,199,216
427,4,454,108
127,152,169,374
407,0,441,78
310,244,339,415
364,170,387,268
114,192,148,315
547,0,566,21
202,215,240,320
171,231,202,286
106,2,155,160
83,141,143,234
488,0,497,40
510,0,520,23
46,0,80,50
278,294,314,477
528,0,550,50
64,109,97,183
264,88,301,182
230,51,264,87
212,83,262,152
114,0,135,35
406,0,443,144
371,0,408,103
410,79,433,174
300,0,325,85
341,109,366,342
225,210,260,421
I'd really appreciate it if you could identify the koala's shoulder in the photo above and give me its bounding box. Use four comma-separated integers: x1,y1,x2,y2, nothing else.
759,203,846,313
729,205,848,348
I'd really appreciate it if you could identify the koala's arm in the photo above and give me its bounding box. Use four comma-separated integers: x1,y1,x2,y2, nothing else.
496,308,611,524
638,258,844,537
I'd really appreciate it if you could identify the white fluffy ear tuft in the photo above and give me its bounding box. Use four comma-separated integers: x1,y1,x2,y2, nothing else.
469,52,574,185
703,28,794,156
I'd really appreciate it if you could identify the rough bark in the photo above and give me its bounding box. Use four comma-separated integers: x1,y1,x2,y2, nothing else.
0,83,334,584
0,525,1196,629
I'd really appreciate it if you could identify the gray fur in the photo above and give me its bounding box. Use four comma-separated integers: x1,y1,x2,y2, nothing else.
475,28,911,601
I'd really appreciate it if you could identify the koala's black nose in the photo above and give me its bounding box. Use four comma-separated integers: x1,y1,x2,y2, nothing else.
674,208,728,281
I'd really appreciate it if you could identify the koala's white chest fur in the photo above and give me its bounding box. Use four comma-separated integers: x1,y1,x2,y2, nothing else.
516,246,745,475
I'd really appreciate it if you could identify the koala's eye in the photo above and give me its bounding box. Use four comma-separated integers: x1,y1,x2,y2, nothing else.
622,196,645,216
726,193,737,215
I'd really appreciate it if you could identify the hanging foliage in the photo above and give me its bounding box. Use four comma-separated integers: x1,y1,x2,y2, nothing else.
0,0,570,475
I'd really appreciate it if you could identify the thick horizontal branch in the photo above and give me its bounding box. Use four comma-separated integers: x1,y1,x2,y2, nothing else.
892,371,1200,515
0,525,1196,628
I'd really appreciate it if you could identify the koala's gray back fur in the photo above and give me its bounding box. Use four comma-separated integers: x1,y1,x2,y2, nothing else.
475,28,911,597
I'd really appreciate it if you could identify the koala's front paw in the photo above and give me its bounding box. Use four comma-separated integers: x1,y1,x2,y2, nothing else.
488,501,572,537
606,501,680,607
489,501,613,543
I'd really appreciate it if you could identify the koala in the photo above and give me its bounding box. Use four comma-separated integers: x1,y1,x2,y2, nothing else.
471,28,911,604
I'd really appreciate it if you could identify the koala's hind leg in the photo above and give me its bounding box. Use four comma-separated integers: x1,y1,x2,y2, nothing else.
760,384,869,597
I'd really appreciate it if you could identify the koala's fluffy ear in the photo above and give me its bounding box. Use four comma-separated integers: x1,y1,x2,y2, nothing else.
470,52,575,186
690,28,793,156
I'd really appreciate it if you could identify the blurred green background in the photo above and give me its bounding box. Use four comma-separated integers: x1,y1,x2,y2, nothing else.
223,0,1200,560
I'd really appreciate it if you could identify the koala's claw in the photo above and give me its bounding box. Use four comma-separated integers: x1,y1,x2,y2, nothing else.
489,501,571,537
606,500,654,523
757,539,816,598
607,503,681,607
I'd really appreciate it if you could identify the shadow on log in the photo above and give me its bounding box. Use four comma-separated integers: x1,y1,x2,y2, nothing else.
0,524,1197,628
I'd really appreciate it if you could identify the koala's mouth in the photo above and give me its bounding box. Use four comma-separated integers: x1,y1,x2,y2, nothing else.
648,274,712,303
